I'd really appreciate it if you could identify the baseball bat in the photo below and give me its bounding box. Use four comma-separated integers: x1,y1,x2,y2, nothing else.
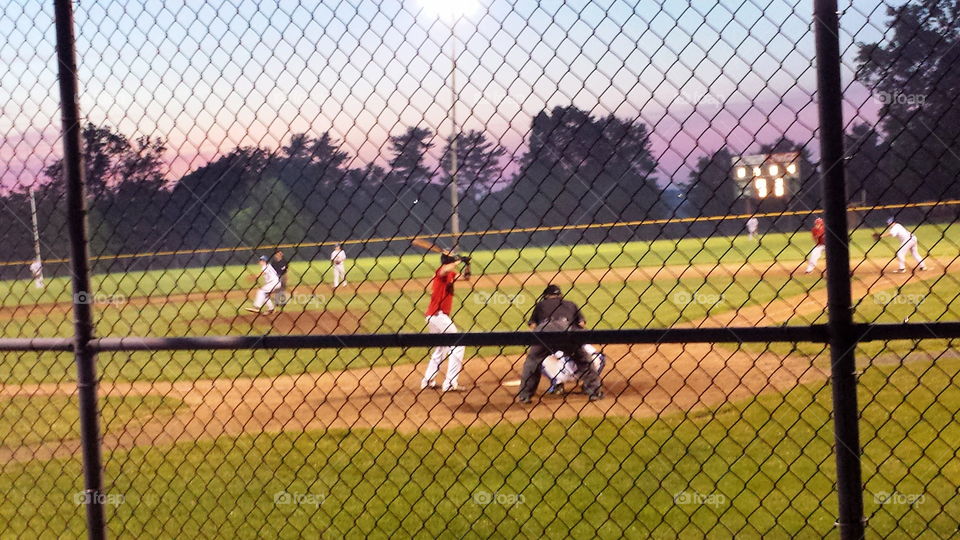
411,238,452,255
411,238,473,277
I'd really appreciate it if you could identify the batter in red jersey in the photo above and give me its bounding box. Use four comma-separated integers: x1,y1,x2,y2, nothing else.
421,253,471,392
804,217,826,273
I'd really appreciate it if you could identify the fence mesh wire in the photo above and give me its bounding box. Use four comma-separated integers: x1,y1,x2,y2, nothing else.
1,0,959,537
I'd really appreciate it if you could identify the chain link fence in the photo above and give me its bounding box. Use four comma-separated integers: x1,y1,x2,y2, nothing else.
1,0,959,537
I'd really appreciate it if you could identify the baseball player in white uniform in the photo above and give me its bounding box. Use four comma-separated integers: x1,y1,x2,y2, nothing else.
541,344,606,394
29,259,44,289
245,255,281,313
746,217,759,240
331,243,347,287
882,217,927,273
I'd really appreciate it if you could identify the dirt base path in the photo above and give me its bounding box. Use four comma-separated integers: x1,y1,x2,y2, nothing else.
3,260,954,467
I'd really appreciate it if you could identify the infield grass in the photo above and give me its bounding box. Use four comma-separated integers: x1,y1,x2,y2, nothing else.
0,273,823,385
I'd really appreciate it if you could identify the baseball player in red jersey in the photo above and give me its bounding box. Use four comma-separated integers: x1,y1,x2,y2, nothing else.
804,217,826,273
421,253,471,392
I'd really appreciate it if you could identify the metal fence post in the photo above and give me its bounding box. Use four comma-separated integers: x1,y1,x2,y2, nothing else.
813,0,866,538
53,0,107,538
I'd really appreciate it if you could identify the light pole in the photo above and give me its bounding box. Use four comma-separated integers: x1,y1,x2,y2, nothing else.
29,187,44,288
448,22,461,251
420,0,479,252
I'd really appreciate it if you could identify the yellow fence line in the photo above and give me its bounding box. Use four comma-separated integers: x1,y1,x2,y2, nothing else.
3,199,957,268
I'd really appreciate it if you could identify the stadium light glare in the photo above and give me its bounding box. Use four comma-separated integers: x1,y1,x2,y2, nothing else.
774,177,785,197
737,167,746,178
786,163,797,175
755,178,768,198
753,167,761,177
769,164,779,176
419,0,480,20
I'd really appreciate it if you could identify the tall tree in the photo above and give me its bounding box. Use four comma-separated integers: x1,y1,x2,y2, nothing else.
382,126,442,237
683,148,738,217
388,126,434,186
440,130,507,200
857,0,960,202
506,105,662,242
43,123,165,199
844,123,888,204
161,146,269,249
42,123,168,255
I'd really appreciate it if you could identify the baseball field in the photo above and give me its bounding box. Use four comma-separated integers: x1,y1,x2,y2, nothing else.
1,223,958,537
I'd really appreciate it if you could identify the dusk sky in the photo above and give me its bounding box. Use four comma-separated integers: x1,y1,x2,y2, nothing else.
1,0,900,191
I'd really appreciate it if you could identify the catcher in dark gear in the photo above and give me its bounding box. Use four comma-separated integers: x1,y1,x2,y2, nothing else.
516,284,602,404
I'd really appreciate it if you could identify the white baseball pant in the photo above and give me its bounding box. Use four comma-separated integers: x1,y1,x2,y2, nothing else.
422,313,465,391
254,286,279,311
897,236,926,271
805,245,825,272
333,263,346,287
542,344,602,385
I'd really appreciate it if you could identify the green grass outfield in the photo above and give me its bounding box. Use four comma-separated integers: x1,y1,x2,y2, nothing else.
2,222,955,309
2,357,956,538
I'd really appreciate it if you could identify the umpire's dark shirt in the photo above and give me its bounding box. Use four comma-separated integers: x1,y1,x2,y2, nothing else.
528,297,584,330
271,259,288,276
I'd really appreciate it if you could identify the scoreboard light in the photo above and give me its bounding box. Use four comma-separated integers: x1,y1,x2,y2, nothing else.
773,177,785,197
755,177,768,198
737,167,747,178
753,166,762,177
786,163,797,175
769,164,779,176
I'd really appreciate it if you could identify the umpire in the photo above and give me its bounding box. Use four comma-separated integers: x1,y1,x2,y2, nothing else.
516,284,602,404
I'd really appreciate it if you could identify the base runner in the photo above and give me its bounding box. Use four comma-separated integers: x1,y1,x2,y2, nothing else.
245,255,281,314
804,217,826,273
877,217,927,273
420,254,471,392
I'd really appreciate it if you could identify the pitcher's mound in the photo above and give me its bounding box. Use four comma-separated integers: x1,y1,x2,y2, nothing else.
206,309,363,334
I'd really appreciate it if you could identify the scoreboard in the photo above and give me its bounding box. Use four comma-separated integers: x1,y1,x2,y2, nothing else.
731,152,801,200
